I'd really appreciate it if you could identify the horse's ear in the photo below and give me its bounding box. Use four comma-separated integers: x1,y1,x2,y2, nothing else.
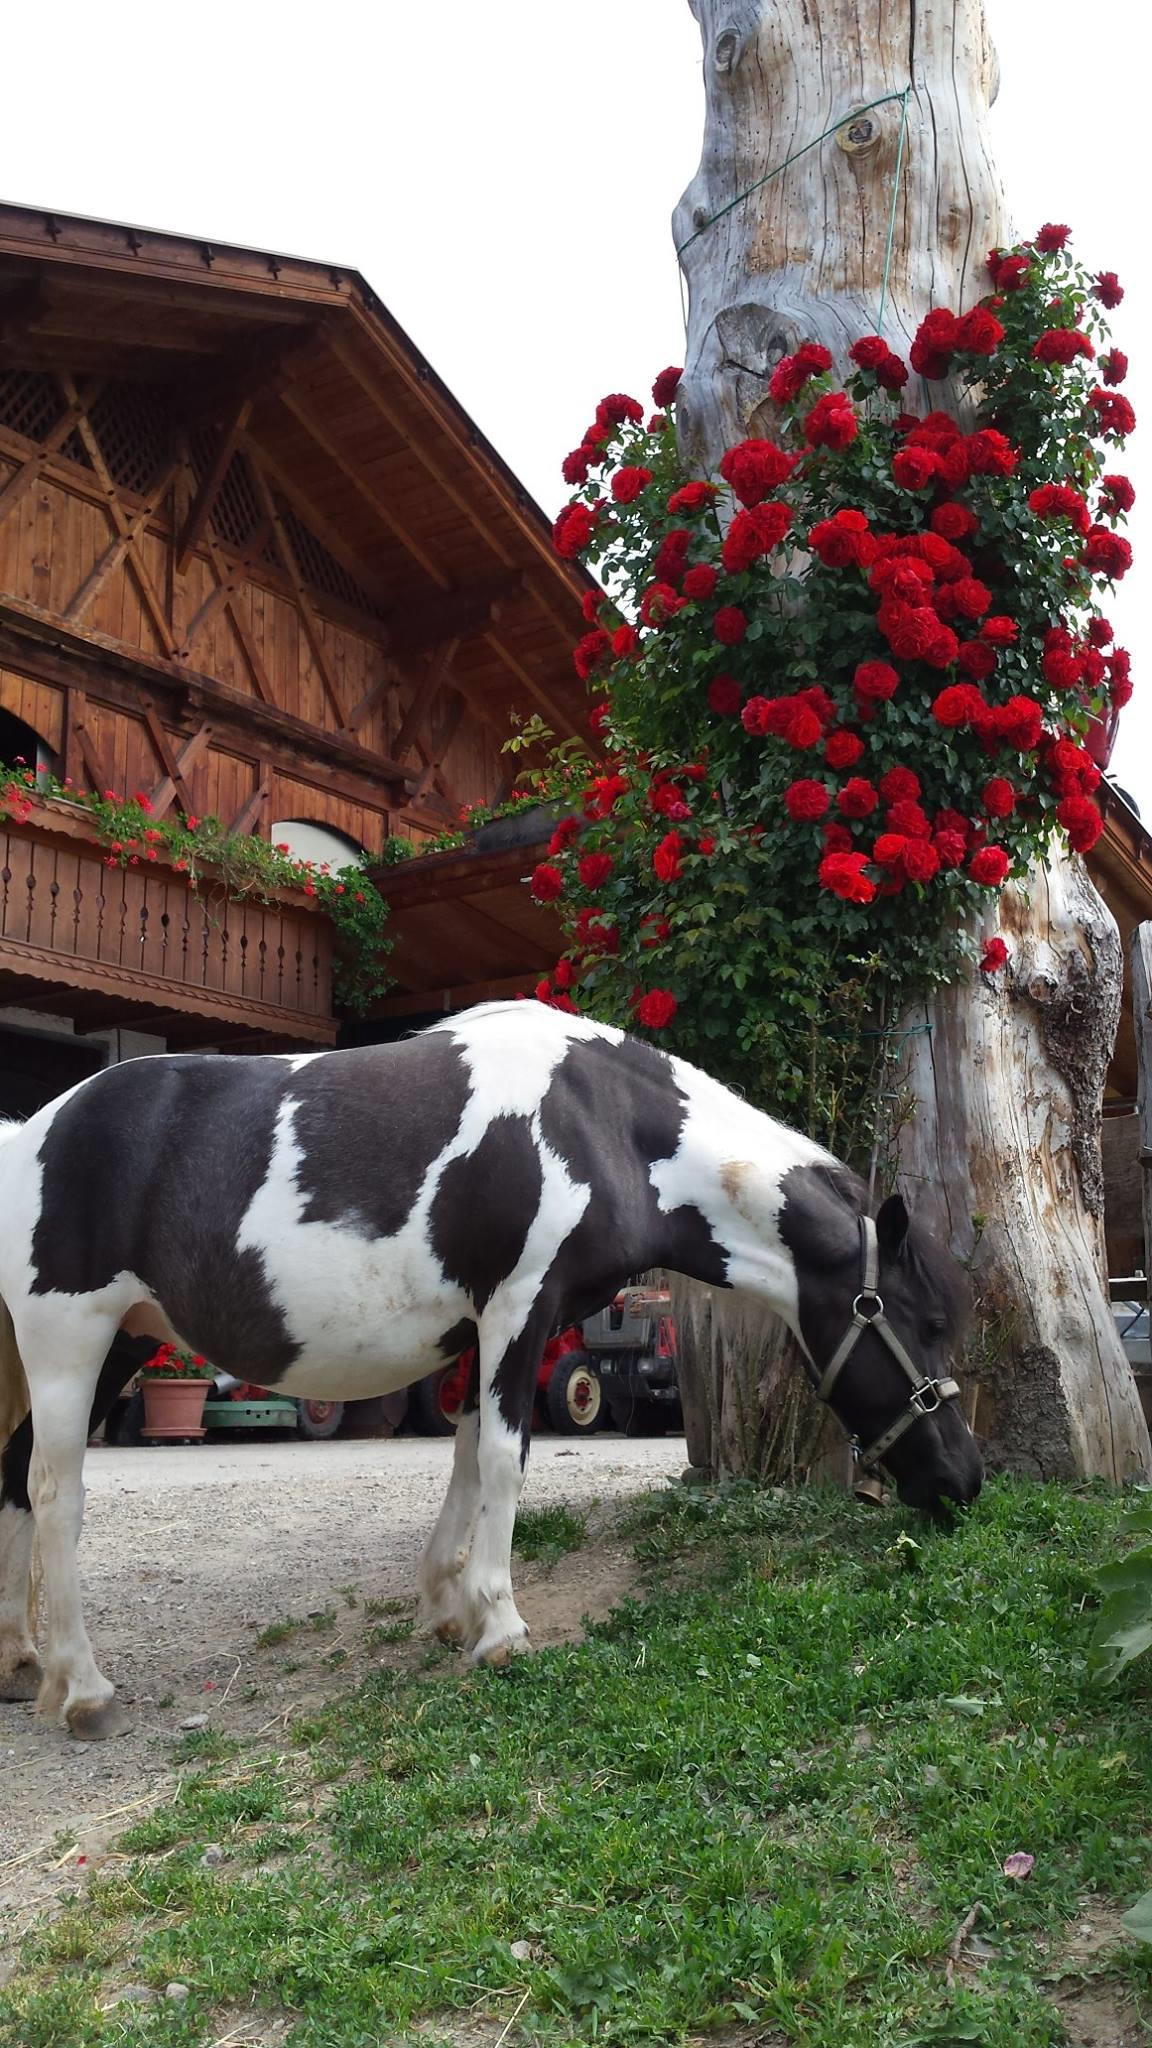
876,1192,910,1263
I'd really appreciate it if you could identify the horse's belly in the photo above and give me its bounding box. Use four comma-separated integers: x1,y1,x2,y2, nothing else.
270,1306,465,1401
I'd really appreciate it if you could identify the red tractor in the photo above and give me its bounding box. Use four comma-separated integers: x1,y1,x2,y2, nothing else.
409,1325,603,1436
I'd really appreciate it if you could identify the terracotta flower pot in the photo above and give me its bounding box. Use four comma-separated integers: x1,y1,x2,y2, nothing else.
141,1378,209,1440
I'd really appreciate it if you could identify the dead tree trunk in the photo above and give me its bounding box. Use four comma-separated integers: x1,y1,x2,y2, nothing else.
673,0,1152,1483
1135,924,1152,1285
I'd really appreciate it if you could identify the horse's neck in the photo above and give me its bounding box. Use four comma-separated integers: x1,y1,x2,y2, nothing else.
659,1058,835,1316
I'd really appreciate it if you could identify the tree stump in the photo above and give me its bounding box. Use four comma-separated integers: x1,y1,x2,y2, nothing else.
672,0,1152,1482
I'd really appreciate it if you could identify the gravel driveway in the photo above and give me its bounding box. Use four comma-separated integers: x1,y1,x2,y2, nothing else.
0,1432,684,1939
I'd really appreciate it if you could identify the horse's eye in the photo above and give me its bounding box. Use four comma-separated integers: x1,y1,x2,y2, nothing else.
923,1316,947,1342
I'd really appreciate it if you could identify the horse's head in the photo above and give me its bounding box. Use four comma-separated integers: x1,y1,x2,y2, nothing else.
780,1169,983,1517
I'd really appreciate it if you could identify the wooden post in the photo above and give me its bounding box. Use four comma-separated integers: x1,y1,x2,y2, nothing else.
1134,923,1152,1289
673,0,1152,1482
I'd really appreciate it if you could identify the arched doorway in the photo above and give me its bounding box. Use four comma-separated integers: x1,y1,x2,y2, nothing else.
0,704,55,781
270,818,367,872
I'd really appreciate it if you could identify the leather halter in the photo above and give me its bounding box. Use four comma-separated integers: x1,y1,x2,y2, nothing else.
802,1214,961,1475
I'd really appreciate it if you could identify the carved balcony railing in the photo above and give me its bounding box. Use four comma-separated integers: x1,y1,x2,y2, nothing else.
0,797,334,1043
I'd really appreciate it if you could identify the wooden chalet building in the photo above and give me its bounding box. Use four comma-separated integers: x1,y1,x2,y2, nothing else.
0,201,590,1116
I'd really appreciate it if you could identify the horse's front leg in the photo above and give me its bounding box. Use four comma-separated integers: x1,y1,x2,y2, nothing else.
451,1300,551,1667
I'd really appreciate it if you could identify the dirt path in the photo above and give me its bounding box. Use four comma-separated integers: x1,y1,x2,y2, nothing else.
0,1433,683,1941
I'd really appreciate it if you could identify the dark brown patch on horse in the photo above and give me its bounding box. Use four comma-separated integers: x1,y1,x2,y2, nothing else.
428,1115,543,1313
289,1039,472,1239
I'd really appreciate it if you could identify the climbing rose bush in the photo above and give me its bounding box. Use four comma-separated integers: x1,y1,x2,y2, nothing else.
538,228,1134,1136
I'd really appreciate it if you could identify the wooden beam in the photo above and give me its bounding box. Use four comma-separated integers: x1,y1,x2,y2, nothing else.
277,385,449,589
180,517,272,650
239,434,397,615
0,376,101,529
63,459,181,624
200,531,274,704
71,708,113,795
141,702,212,818
373,842,553,912
388,638,460,758
178,327,324,431
228,778,270,836
59,374,178,659
246,454,351,730
384,579,522,659
176,396,252,571
412,690,467,801
1134,923,1152,1280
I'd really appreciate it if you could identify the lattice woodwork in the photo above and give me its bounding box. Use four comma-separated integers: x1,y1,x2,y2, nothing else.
275,495,386,621
0,369,63,443
190,433,263,550
87,382,172,495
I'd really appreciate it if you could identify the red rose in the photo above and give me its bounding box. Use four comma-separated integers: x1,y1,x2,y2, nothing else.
583,773,629,819
1082,526,1133,581
892,446,941,491
934,828,968,869
573,629,611,680
1109,650,1133,708
1028,482,1090,534
878,766,921,804
1099,475,1135,518
871,557,935,604
854,660,900,704
987,251,1030,292
818,851,876,904
982,777,1017,819
580,589,603,625
611,624,640,659
683,563,720,600
768,342,833,404
1034,223,1070,253
653,832,683,883
553,501,597,558
562,447,594,486
651,782,692,821
823,822,854,852
804,391,858,449
956,305,1004,356
980,936,1009,973
1045,737,1101,796
640,581,686,627
719,438,796,506
808,508,872,567
949,577,992,621
910,307,959,377
1093,271,1124,309
959,640,996,681
824,730,866,770
640,913,671,948
902,839,941,885
1057,793,1103,853
714,605,748,645
1088,617,1114,649
984,694,1045,751
1100,350,1128,387
1033,328,1094,366
932,683,985,728
634,989,678,1030
653,528,692,584
981,615,1018,647
1088,389,1136,439
577,852,614,891
966,429,1018,477
873,833,908,869
708,674,743,716
652,366,683,408
667,481,718,514
969,845,1010,886
548,816,582,856
587,702,611,736
741,696,773,736
697,835,716,857
721,500,793,571
885,799,931,840
595,392,644,428
531,862,564,903
784,778,831,822
838,776,879,819
848,335,908,390
879,602,938,662
931,502,978,542
611,466,653,504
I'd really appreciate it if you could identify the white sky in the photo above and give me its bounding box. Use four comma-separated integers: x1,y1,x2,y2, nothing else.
3,1,1145,814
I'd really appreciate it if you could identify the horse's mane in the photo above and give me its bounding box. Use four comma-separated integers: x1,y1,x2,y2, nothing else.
812,1160,969,1342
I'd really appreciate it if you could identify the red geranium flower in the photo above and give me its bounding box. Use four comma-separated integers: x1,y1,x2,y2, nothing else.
530,863,564,903
980,936,1009,973
969,845,1010,886
804,391,858,449
713,605,748,645
634,988,678,1030
818,851,876,904
783,778,831,822
652,366,683,408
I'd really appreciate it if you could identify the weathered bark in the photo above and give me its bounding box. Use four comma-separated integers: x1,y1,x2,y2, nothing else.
1134,923,1152,1283
672,0,1152,1482
899,850,1149,1479
675,0,1007,475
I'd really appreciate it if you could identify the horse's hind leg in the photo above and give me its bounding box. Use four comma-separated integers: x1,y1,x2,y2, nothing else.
419,1404,481,1642
1,1333,153,1705
20,1310,130,1740
455,1301,551,1666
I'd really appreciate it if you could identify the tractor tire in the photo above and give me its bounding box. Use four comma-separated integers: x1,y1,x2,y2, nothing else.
108,1388,146,1446
544,1351,603,1435
295,1399,345,1440
410,1369,464,1435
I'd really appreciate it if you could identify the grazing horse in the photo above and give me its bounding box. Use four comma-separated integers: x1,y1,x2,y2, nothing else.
0,1000,982,1740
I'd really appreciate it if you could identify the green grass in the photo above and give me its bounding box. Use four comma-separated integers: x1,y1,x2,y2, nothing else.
510,1501,588,1564
2,1479,1151,2048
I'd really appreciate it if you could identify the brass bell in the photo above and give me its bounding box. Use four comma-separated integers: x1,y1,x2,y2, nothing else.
853,1473,888,1506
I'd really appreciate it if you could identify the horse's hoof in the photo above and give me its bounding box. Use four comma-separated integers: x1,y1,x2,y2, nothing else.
67,1697,132,1742
0,1657,42,1702
473,1628,530,1669
434,1619,464,1645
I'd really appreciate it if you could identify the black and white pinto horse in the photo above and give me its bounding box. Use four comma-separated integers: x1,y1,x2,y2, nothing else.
0,1001,982,1739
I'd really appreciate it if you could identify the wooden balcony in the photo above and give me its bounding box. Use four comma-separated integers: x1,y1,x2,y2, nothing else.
0,798,335,1046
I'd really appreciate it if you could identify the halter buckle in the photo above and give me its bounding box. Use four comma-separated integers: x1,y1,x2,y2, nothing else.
910,1378,943,1416
851,1290,884,1321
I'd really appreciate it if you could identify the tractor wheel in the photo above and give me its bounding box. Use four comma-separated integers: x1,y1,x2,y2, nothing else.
296,1399,345,1440
410,1369,466,1435
544,1352,603,1435
108,1388,146,1446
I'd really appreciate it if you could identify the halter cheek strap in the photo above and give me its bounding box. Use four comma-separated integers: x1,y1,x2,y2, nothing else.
802,1214,961,1477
